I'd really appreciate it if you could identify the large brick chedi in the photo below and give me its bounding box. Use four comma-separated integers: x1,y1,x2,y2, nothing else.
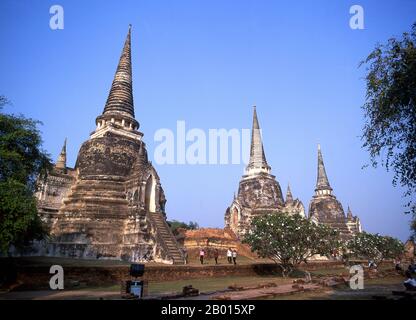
36,26,184,264
225,107,305,238
308,145,362,240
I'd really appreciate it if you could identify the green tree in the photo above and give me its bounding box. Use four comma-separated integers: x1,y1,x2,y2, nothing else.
347,232,404,267
0,96,52,253
360,22,416,234
188,221,199,230
243,213,342,277
168,220,199,236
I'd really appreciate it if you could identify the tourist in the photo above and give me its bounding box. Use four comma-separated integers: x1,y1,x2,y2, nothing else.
227,248,232,264
214,249,219,265
403,271,416,291
199,248,205,265
368,260,377,269
304,271,312,283
232,249,237,265
182,248,188,265
395,262,402,272
394,259,402,272
407,261,416,274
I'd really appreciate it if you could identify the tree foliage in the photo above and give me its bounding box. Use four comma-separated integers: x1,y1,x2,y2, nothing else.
347,232,404,267
168,220,199,236
0,179,44,253
0,96,52,253
360,22,416,232
243,213,342,277
0,100,51,191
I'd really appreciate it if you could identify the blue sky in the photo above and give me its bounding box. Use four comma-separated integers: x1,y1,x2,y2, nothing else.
0,0,415,241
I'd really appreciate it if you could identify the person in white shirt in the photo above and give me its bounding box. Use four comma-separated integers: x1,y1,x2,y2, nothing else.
227,248,232,264
199,248,205,265
232,249,237,265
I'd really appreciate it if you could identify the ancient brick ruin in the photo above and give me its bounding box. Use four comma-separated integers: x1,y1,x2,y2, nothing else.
177,228,256,259
35,26,362,264
225,108,362,240
308,145,362,239
35,26,184,264
225,107,306,238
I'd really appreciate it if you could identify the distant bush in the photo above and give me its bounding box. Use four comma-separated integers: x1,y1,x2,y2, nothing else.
168,220,199,235
347,232,404,267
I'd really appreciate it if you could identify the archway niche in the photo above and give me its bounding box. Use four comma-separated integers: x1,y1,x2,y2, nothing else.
231,207,239,230
145,175,156,212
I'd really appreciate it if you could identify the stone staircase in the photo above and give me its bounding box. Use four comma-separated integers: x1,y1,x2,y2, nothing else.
149,212,185,264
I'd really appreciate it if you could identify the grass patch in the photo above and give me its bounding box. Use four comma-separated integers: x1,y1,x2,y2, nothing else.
309,267,349,276
184,255,267,266
81,275,293,296
148,275,292,295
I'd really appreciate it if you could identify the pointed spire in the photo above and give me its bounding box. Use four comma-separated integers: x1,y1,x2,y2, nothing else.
138,142,144,154
246,106,270,174
347,206,353,220
103,25,135,118
286,184,293,203
55,138,67,170
136,142,146,165
315,144,332,194
138,142,148,162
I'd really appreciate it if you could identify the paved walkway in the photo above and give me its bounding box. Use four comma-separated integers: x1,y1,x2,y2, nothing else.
175,283,323,300
211,283,322,300
0,290,120,300
0,283,322,300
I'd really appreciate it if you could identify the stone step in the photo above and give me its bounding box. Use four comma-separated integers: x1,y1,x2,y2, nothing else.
156,228,169,231
67,190,126,197
75,180,126,187
163,239,176,243
149,212,184,264
68,185,126,195
63,196,128,206
156,226,170,230
163,241,177,245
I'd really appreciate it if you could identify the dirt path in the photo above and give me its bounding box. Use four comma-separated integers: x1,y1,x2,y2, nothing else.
0,290,120,300
175,283,324,300
1,276,405,300
211,283,323,300
0,283,323,300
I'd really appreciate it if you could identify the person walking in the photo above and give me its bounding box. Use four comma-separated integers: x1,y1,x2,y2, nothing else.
394,258,402,272
213,249,219,265
227,248,232,264
182,248,188,265
199,248,205,265
232,249,237,265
